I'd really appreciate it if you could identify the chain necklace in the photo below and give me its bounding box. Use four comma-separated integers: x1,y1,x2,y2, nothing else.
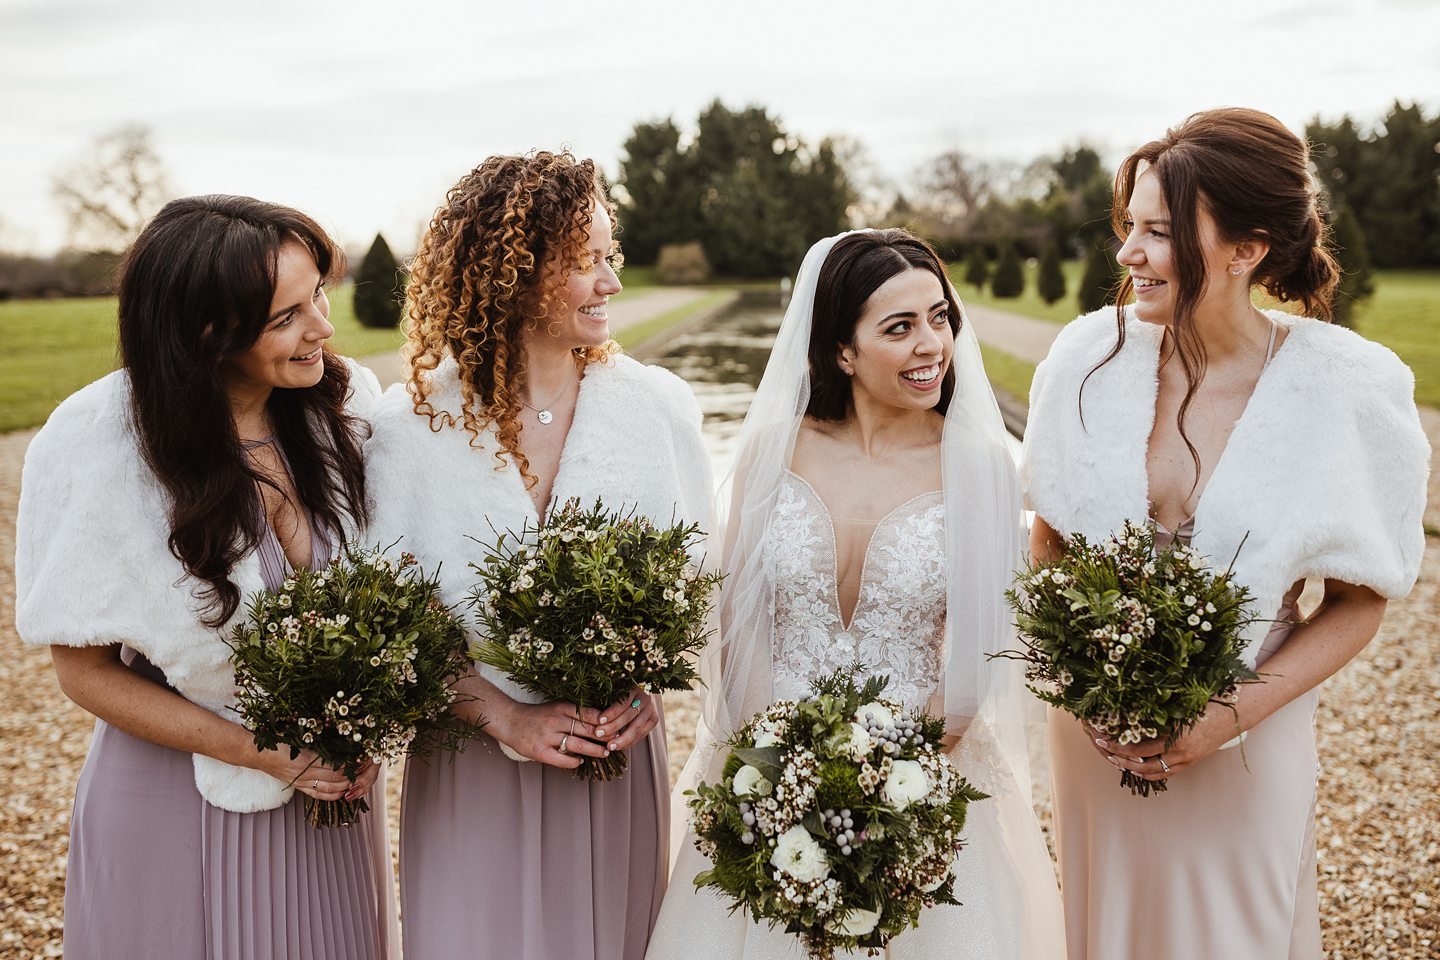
520,366,577,425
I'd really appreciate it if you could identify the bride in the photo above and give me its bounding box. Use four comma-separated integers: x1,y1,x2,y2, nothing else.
647,229,1065,959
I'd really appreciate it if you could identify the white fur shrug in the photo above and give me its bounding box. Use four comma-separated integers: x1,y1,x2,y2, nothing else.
1021,308,1429,665
363,354,713,705
15,361,381,812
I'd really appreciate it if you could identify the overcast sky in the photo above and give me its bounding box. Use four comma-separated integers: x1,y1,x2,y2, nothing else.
3,0,1438,255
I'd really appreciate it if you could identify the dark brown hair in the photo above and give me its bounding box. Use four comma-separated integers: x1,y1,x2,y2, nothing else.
1090,107,1341,481
405,151,618,488
118,195,368,627
806,229,962,421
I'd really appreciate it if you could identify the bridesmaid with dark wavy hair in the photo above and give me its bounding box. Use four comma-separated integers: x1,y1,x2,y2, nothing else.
1023,109,1428,959
16,195,394,959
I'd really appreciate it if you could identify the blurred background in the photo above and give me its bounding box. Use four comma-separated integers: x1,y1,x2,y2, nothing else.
1,2,1437,957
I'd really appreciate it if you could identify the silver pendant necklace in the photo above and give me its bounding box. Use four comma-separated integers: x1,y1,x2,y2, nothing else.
521,367,577,426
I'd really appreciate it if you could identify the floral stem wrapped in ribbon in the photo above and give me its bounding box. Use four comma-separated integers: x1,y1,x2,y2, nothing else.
228,545,476,827
688,667,987,960
997,519,1259,796
468,497,722,781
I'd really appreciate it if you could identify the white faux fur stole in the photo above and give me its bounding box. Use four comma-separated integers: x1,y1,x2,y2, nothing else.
1020,308,1429,665
15,361,381,811
363,353,713,703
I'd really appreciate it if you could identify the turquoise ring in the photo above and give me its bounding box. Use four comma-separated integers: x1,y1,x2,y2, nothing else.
630,697,644,709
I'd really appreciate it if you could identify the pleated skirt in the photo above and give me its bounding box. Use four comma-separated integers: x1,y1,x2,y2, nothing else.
62,660,389,959
399,723,669,960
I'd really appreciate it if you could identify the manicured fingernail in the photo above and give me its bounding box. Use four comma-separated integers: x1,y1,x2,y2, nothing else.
599,716,609,724
1094,738,1108,747
608,743,618,751
1107,756,1120,766
596,728,606,737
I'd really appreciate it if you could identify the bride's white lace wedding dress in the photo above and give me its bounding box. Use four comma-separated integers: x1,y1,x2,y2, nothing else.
645,473,1023,959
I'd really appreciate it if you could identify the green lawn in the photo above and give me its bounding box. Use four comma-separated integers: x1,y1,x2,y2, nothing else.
0,285,403,433
950,263,1440,409
978,343,1037,408
1348,271,1440,408
949,260,1088,324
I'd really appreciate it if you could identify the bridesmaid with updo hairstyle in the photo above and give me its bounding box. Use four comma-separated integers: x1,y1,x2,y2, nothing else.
364,152,711,960
1022,108,1428,959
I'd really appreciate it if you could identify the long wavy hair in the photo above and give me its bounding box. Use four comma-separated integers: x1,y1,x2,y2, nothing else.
118,195,368,627
806,228,963,421
405,151,619,487
1086,107,1341,484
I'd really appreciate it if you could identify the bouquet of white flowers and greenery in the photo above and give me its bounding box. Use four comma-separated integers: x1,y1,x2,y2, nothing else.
469,497,722,781
688,668,987,960
228,544,475,827
997,519,1259,796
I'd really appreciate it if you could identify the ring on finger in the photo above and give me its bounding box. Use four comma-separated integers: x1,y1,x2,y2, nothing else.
559,734,570,755
1158,754,1170,774
569,716,577,736
630,696,644,710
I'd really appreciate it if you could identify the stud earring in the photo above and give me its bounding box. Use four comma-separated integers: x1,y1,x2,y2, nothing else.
1231,268,1242,276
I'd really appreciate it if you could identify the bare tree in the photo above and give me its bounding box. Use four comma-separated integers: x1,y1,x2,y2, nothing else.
919,149,999,231
52,124,172,253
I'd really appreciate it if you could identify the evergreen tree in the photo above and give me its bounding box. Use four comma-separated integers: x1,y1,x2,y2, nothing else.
1042,144,1113,257
1037,242,1066,304
1077,243,1119,314
1308,102,1440,267
990,243,1024,298
1329,203,1376,328
617,101,854,277
962,246,989,291
353,233,404,329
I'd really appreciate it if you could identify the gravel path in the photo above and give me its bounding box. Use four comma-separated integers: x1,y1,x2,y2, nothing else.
0,394,1434,959
966,303,1065,365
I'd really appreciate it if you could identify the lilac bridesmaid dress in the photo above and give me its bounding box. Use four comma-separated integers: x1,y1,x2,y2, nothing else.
61,477,389,959
399,716,669,960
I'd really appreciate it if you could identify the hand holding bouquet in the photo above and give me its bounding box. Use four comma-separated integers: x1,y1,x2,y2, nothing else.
999,520,1258,796
688,668,987,960
469,498,722,780
228,545,475,827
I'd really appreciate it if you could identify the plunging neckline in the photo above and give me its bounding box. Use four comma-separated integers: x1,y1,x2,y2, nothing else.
244,435,326,573
784,470,942,631
1144,314,1289,535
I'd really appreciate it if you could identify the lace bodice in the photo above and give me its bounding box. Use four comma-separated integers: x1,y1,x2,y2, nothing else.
766,472,946,711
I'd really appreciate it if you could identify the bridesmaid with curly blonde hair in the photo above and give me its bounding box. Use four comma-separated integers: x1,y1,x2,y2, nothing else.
364,152,712,960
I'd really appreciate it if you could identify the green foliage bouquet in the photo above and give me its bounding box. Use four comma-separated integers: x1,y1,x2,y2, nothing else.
228,545,474,827
688,669,987,960
999,520,1259,796
469,498,722,781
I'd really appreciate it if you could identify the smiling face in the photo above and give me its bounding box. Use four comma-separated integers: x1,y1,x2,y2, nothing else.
536,200,622,350
222,239,334,395
838,267,954,414
1116,167,1235,327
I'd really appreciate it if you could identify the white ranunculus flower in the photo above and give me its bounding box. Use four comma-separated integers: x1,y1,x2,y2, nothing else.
770,825,830,882
854,702,894,728
732,764,766,797
752,730,780,748
826,907,880,937
847,722,873,755
880,759,930,810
